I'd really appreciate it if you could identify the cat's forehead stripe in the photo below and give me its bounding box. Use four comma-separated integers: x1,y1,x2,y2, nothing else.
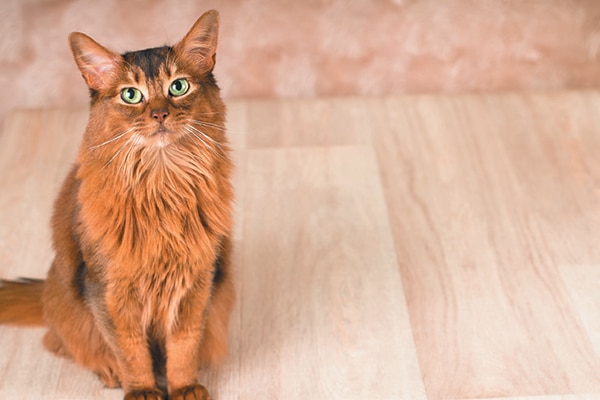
122,46,173,80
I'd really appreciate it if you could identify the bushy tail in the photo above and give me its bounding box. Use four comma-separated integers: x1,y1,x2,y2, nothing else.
0,278,45,326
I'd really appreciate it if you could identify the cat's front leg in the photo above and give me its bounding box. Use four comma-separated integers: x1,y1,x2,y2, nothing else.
165,276,213,400
101,285,162,399
115,336,163,400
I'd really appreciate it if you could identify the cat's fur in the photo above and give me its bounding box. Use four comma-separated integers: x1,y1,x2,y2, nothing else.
0,10,233,400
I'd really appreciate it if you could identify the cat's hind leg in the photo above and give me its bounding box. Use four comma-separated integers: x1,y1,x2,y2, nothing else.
42,261,121,388
197,237,236,367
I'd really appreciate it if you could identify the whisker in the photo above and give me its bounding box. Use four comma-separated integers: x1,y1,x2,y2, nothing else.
184,126,213,148
104,141,129,168
187,126,228,160
189,119,228,133
103,136,133,169
187,125,223,147
119,135,141,180
189,118,244,141
89,127,135,150
183,126,222,159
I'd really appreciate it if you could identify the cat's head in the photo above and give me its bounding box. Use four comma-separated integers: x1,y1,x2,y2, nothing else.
69,10,225,161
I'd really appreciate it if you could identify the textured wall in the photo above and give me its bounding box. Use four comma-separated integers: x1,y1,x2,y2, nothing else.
1,0,600,121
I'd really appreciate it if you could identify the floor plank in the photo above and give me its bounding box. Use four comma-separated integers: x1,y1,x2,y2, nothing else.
246,97,373,148
0,109,86,279
371,94,600,398
559,263,600,361
234,146,424,399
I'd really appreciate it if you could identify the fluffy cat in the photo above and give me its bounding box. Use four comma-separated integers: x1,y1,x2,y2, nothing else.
0,9,234,400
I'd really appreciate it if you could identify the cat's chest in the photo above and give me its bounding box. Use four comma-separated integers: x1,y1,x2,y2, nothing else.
79,173,218,266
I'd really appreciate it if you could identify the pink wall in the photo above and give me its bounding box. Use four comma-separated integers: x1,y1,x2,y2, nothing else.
1,0,600,121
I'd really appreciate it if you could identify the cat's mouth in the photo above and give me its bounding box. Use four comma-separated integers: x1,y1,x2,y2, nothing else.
155,125,169,135
147,126,186,148
151,125,179,142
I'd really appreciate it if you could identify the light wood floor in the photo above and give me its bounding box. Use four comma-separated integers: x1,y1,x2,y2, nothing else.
0,93,599,399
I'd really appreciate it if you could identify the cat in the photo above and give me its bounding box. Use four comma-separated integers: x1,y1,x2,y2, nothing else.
0,9,234,400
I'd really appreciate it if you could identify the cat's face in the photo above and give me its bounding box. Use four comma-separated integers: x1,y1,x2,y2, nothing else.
69,10,224,162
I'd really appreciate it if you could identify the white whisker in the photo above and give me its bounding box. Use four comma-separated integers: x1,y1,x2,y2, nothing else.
183,126,221,158
189,119,243,141
89,127,135,150
120,135,141,180
187,125,222,148
103,138,132,168
189,119,227,133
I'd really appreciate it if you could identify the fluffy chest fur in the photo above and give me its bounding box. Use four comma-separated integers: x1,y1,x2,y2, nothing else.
77,131,232,330
79,142,225,259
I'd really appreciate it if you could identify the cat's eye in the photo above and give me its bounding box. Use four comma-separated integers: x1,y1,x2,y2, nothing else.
169,79,190,97
120,87,143,104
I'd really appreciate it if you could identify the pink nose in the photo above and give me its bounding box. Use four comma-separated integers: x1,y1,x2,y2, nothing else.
151,109,169,123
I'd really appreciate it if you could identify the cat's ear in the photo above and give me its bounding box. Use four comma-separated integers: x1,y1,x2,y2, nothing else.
68,32,122,91
174,10,220,72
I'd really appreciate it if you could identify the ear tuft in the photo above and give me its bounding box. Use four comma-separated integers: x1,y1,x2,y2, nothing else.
68,32,122,91
174,10,220,72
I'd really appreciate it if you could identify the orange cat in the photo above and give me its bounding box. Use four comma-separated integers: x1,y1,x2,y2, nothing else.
0,10,234,400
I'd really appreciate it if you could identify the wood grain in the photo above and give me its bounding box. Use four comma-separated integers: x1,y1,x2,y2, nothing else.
559,263,600,362
246,97,373,148
371,93,600,399
0,109,86,279
234,146,425,399
1,93,600,399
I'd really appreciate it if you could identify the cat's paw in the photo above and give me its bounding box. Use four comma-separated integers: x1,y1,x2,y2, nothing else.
170,384,209,400
123,388,165,400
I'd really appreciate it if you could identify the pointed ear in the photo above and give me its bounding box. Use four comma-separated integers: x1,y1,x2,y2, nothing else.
68,32,122,91
174,10,220,72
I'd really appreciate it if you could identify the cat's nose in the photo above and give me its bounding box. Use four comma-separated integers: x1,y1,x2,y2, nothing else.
151,109,169,123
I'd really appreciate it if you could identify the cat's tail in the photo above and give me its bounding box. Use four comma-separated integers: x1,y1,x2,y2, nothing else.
0,278,45,326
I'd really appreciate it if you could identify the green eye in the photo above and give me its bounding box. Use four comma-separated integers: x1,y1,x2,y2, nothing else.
120,87,143,104
169,79,189,97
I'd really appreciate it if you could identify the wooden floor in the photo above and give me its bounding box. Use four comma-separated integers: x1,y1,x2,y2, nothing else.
0,92,599,399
